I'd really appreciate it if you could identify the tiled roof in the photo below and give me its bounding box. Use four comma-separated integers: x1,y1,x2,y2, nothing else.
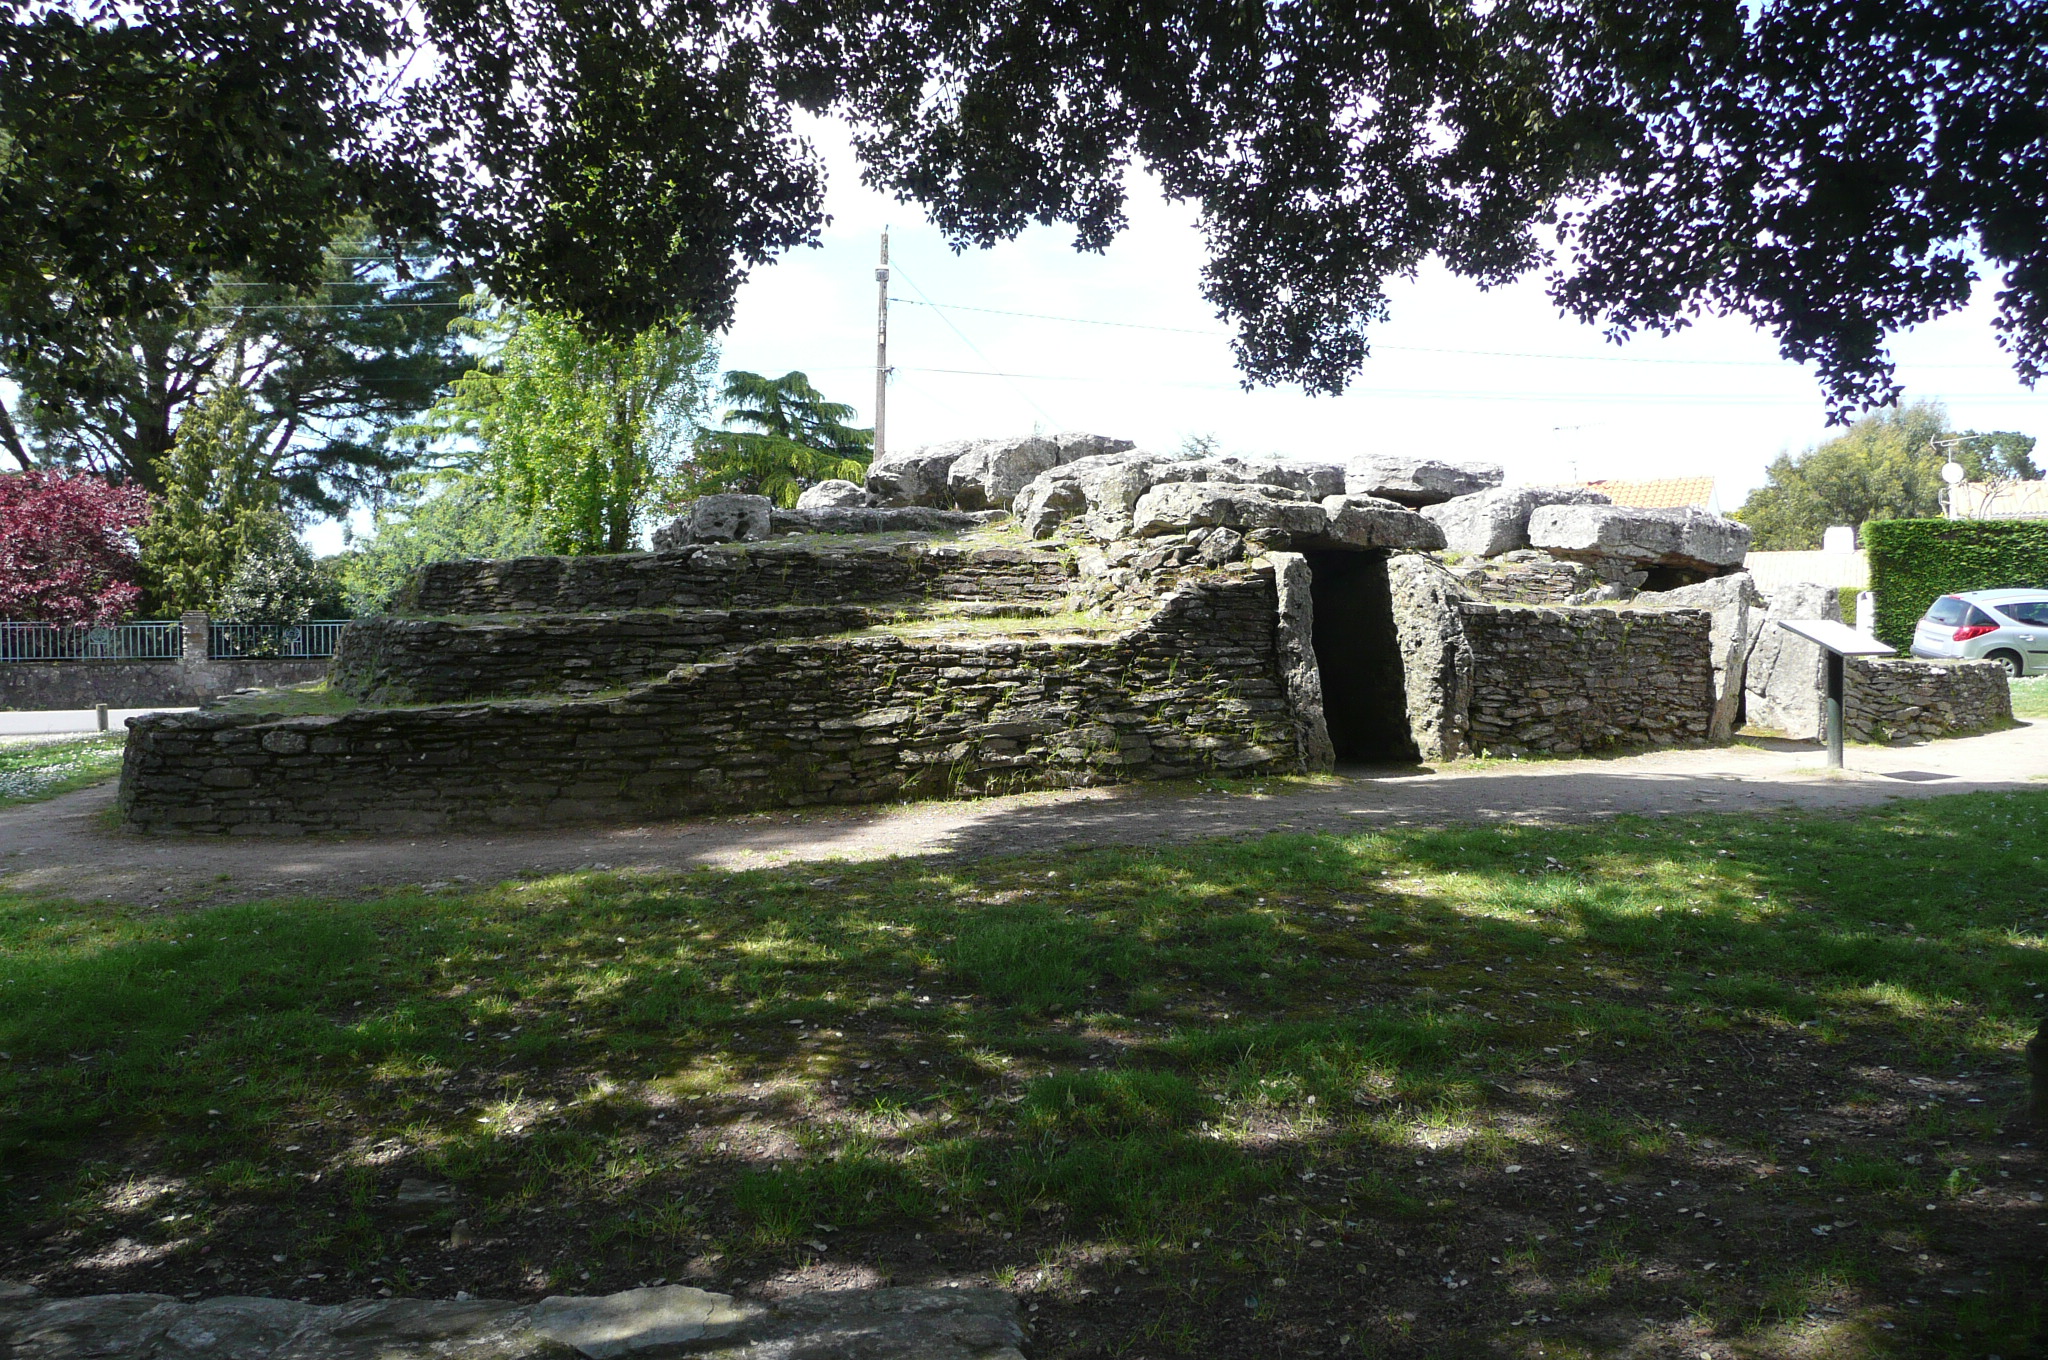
1583,476,1716,510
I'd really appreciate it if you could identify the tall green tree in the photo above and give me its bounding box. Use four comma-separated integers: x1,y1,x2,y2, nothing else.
412,306,718,554
0,223,468,517
337,473,550,614
1734,401,2040,550
688,370,871,506
1950,429,2042,481
134,387,283,611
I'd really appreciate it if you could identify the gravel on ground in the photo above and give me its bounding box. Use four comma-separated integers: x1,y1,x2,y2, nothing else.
3,720,2044,909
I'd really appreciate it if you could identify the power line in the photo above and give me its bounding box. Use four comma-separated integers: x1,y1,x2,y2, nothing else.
891,296,1224,339
887,363,2041,405
889,295,2026,371
887,263,1063,430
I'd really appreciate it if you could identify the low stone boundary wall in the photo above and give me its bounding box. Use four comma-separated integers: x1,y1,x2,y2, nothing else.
399,542,1073,615
1846,656,2012,741
1458,603,1716,755
330,606,875,703
120,570,1304,835
0,658,326,711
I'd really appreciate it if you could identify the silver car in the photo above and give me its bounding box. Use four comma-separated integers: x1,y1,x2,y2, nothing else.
1910,588,2048,677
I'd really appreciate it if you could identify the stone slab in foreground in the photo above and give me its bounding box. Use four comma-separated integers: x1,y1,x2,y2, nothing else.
0,1282,1027,1360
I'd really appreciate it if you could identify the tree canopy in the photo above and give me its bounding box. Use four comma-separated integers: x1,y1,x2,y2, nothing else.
1733,401,2040,550
6,1,2045,416
408,306,719,555
689,370,872,506
0,223,470,517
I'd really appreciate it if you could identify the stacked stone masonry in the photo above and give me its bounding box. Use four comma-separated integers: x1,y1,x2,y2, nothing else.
1845,657,2012,742
330,606,877,704
1446,551,1601,605
399,542,1074,615
120,568,1307,835
1459,603,1716,755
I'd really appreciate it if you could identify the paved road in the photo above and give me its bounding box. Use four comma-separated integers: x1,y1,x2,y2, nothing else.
3,719,2044,908
0,707,195,736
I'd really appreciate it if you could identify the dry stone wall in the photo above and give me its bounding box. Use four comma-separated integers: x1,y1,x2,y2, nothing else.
398,543,1073,616
1845,657,2012,741
1459,603,1716,755
1447,551,1601,605
329,606,875,704
120,570,1305,835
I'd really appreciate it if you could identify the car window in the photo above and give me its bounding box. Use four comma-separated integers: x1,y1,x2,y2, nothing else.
1963,605,1998,628
1927,596,1967,625
1998,600,2048,625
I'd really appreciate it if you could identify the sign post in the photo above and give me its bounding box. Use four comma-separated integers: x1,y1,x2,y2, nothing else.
1774,620,1895,769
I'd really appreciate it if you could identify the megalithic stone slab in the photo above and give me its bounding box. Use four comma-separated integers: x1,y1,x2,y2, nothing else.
1528,503,1752,572
945,437,1063,511
1308,496,1448,551
1343,455,1504,507
795,479,870,510
865,441,978,507
1636,571,1767,742
1128,482,1330,539
1421,486,1612,558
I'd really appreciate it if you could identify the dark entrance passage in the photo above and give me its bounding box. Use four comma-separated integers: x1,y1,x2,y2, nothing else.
1303,551,1420,764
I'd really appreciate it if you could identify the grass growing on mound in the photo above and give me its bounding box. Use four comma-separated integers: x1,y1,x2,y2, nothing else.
1,795,2043,1358
0,735,125,807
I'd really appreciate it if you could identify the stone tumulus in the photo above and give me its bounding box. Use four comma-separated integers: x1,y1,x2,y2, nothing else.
113,441,2006,834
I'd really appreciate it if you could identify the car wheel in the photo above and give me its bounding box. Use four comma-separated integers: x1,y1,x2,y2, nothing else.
1987,650,2024,678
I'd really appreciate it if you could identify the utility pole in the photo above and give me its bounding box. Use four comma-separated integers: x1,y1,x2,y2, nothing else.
873,228,890,462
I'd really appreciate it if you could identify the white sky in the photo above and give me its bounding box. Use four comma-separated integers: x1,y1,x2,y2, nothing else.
309,118,2045,551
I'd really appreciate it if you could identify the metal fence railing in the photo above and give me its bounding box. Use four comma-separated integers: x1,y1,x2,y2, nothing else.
0,619,350,662
206,621,349,660
0,620,182,662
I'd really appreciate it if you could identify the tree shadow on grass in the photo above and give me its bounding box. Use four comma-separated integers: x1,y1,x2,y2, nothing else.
1,791,2044,1357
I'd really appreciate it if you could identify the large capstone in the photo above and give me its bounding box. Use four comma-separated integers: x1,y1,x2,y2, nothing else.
1528,503,1751,574
1308,496,1448,551
1344,455,1504,507
1016,453,1347,541
866,441,976,507
877,432,1136,511
794,479,869,510
1422,486,1612,558
1014,452,1175,539
947,436,1063,511
1129,481,1330,539
651,494,772,549
1158,456,1345,499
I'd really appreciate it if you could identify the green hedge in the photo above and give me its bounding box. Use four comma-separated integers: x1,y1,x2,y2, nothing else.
1864,519,2048,649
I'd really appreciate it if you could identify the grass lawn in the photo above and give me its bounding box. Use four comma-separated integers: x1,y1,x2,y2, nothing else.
0,735,125,808
2,795,2044,1358
2010,675,2048,720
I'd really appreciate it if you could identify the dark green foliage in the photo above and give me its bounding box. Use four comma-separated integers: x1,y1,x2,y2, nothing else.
1865,519,2048,648
4,224,470,517
9,2,2048,417
787,0,2048,414
688,371,871,507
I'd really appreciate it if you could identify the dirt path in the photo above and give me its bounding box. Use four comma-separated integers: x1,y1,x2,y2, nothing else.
5,720,2045,907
